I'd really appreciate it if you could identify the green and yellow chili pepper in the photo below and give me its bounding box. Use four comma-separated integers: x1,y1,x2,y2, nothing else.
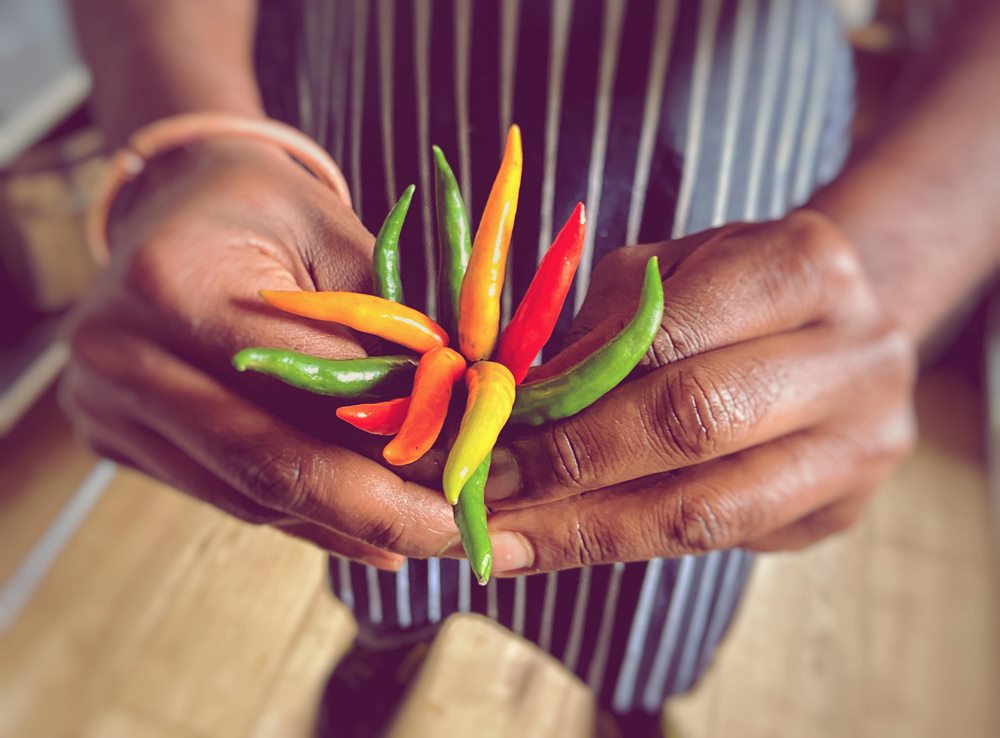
232,348,416,398
432,146,471,336
454,453,492,585
511,256,664,426
443,361,515,504
373,184,414,303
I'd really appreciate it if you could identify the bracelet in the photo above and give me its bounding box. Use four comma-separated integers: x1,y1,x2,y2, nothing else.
85,113,352,264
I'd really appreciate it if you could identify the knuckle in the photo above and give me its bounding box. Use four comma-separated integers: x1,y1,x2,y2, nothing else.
803,495,871,542
665,489,733,554
781,210,862,289
643,302,703,369
355,516,409,552
655,369,753,462
876,326,918,390
871,408,917,463
568,517,611,567
231,443,311,512
542,423,600,492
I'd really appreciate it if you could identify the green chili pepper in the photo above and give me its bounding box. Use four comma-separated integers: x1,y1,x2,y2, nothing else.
432,146,472,335
373,184,415,303
454,453,492,586
511,256,664,426
232,348,417,398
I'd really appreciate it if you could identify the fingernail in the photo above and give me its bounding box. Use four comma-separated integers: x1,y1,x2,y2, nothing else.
485,449,521,501
490,532,534,574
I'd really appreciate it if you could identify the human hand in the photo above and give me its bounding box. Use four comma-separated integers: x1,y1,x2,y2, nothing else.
61,141,458,569
484,211,916,573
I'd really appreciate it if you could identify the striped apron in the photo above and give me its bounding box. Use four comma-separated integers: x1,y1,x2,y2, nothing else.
255,0,854,713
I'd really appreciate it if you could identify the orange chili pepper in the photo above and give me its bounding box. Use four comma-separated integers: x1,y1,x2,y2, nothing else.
458,125,522,361
260,291,449,354
383,347,467,465
336,396,412,435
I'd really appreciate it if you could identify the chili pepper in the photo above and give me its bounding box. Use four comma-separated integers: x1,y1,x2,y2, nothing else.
432,146,472,335
336,396,411,435
373,184,414,303
260,291,449,354
232,348,416,398
511,256,664,426
442,361,515,504
454,454,492,585
458,125,522,361
495,203,586,383
383,347,467,466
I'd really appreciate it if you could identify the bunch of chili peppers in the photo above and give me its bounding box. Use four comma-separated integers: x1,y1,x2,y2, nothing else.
233,125,664,584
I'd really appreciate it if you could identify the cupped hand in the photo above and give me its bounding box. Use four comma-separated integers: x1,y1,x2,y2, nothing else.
485,211,916,574
61,141,459,569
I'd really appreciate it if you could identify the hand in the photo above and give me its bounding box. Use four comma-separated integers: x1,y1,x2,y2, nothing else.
61,141,459,569
484,211,916,574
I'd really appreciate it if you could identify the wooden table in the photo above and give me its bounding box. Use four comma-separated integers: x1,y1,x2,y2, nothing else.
0,367,996,738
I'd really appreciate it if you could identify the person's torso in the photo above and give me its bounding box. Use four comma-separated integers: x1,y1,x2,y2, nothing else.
256,0,854,347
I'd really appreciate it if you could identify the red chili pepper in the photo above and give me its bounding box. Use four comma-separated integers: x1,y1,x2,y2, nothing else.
336,397,412,435
383,347,467,466
495,203,585,383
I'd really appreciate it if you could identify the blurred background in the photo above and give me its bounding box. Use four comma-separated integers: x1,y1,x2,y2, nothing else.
0,1,997,737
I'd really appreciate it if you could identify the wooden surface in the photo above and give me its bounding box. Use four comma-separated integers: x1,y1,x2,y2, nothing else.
0,368,997,738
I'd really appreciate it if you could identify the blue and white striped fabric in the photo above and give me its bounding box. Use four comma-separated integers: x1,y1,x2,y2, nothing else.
256,0,854,713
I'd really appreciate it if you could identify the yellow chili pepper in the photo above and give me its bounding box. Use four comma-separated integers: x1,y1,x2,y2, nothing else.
260,290,449,354
442,361,515,504
458,125,522,361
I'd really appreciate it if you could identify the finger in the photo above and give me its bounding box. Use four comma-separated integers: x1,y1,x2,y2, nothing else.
66,337,460,558
743,489,876,552
493,324,911,506
270,521,403,571
486,419,910,574
531,211,872,382
62,369,405,569
70,233,408,456
80,416,404,569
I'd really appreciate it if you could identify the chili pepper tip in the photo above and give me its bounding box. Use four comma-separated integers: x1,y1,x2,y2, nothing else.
475,559,492,587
